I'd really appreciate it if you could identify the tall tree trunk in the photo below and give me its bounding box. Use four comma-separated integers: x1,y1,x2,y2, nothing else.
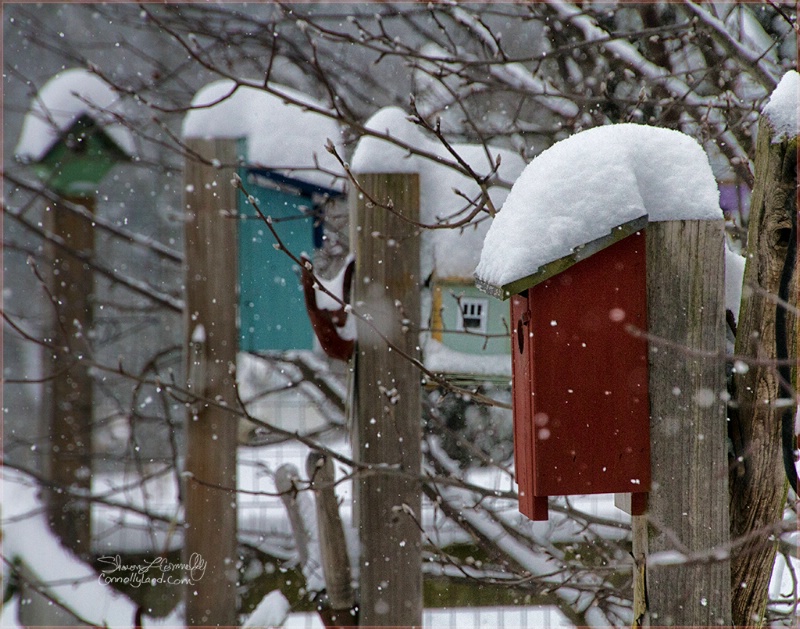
729,117,797,627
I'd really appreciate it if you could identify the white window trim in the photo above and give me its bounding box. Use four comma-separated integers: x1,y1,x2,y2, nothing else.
456,297,489,335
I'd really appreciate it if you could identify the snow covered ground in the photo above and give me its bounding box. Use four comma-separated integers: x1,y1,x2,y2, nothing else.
3,427,797,626
1,431,629,627
281,605,571,628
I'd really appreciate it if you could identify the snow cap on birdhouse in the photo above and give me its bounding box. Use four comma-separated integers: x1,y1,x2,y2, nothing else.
182,79,345,192
474,123,722,298
352,107,527,282
351,107,528,378
15,68,135,196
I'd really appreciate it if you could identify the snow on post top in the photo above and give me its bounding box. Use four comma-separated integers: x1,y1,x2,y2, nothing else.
762,70,799,142
182,79,344,190
351,106,527,279
15,68,135,162
474,123,722,292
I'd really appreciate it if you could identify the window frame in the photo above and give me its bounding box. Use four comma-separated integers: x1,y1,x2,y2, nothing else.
456,296,489,335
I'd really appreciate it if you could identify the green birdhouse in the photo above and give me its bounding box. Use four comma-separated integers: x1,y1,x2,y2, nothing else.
28,114,131,197
15,68,135,197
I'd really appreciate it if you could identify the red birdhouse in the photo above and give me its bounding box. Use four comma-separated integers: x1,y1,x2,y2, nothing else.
477,217,651,520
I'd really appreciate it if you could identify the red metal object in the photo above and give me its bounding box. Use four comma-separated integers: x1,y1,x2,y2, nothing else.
511,231,650,520
301,255,355,362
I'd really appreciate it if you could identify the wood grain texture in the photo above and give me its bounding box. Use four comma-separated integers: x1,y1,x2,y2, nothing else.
639,219,731,626
46,195,95,560
352,173,422,627
307,452,355,618
632,514,650,626
729,118,797,627
183,139,239,626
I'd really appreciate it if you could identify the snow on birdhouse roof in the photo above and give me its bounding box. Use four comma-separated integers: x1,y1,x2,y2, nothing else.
351,106,527,280
762,70,799,142
182,80,344,190
475,123,722,296
15,68,135,162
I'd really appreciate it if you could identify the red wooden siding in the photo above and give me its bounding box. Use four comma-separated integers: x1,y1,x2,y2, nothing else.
511,230,650,520
511,293,548,519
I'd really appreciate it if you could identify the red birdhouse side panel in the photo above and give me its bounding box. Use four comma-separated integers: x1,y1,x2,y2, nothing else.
527,231,650,502
511,294,548,520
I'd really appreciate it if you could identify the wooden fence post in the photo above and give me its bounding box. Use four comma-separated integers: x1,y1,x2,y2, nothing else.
729,115,797,626
46,195,95,560
351,173,423,627
306,452,356,624
633,219,731,626
183,139,239,626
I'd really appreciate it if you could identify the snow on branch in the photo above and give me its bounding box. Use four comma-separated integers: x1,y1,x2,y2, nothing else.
682,1,779,91
488,63,580,119
545,0,751,176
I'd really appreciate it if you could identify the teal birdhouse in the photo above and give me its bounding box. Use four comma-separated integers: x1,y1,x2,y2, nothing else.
15,68,135,197
181,79,348,354
238,167,342,352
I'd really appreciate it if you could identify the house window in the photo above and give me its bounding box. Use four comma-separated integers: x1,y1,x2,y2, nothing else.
457,297,488,334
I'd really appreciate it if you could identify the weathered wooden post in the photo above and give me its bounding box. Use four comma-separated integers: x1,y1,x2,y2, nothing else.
15,68,133,559
634,219,730,626
728,71,798,626
351,172,423,627
183,138,239,626
44,195,97,560
306,452,356,625
181,80,348,625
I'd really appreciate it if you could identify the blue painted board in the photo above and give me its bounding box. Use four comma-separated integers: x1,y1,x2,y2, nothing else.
238,170,318,351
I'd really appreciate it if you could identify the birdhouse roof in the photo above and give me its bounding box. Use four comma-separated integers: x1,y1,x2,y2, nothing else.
15,68,135,163
475,123,723,299
350,106,527,281
182,80,345,191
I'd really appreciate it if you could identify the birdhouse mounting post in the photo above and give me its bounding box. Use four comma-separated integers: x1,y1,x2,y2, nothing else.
183,139,239,626
634,219,731,626
351,172,423,627
44,194,96,560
